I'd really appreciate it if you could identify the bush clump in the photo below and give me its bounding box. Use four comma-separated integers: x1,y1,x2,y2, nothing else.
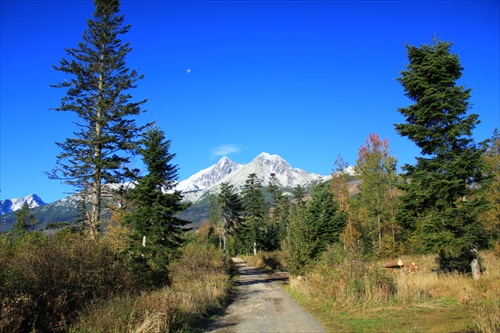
0,232,138,332
71,242,231,332
293,243,397,307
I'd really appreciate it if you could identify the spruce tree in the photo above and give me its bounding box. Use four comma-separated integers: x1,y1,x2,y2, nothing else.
217,182,244,260
283,201,316,276
268,173,284,204
241,173,268,253
395,38,488,272
268,173,290,248
283,182,347,275
209,194,224,249
50,0,147,240
292,185,306,203
14,203,39,235
124,126,190,286
306,182,347,256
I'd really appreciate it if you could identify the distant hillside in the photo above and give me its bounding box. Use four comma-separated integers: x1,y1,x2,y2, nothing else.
1,153,356,232
0,194,81,233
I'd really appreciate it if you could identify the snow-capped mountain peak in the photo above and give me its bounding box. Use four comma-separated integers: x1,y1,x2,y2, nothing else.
0,194,46,215
240,152,326,188
175,156,243,193
180,152,330,203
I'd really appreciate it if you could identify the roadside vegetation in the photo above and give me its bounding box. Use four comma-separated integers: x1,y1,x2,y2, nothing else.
0,231,230,332
244,248,500,333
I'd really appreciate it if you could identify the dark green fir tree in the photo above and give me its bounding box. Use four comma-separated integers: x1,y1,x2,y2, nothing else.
14,203,39,235
395,38,488,273
241,173,269,254
306,181,347,257
217,182,244,260
49,0,148,240
267,173,290,249
124,126,190,286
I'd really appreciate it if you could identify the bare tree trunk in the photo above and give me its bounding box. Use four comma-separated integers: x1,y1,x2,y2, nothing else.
223,218,227,263
90,182,101,241
90,68,104,241
87,211,98,245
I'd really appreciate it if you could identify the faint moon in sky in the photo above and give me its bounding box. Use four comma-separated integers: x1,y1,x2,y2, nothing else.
186,69,191,73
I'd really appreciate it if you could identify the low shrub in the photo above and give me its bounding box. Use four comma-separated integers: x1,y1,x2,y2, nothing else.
291,243,397,307
71,242,231,332
0,232,138,332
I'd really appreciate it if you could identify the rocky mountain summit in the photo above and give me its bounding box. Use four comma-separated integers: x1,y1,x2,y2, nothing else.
0,194,46,215
179,152,330,203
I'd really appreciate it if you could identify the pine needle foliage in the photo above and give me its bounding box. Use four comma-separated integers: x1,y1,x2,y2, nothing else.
14,203,39,235
49,0,148,237
123,126,190,286
241,173,269,253
395,38,488,272
217,182,244,258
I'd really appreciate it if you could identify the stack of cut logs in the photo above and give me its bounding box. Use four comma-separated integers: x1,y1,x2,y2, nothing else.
382,259,419,272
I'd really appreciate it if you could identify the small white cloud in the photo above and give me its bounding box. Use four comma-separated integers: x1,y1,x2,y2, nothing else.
211,144,244,158
186,68,191,73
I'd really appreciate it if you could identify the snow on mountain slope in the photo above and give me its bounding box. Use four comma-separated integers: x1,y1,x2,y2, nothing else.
217,152,327,190
180,152,330,203
0,194,46,215
176,156,242,193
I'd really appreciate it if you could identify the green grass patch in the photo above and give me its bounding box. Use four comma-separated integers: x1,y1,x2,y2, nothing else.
283,285,475,333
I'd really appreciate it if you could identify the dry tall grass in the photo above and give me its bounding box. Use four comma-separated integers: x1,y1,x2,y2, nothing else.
72,242,231,332
0,232,138,333
393,252,500,332
241,251,286,271
288,249,500,332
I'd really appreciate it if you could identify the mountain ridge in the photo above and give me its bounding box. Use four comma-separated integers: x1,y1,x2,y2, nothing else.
0,194,46,215
176,156,243,193
179,152,331,203
0,152,340,230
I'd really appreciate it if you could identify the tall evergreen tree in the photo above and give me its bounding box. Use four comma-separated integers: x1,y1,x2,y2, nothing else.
268,173,284,204
209,194,224,249
14,203,39,235
217,182,244,260
284,182,347,275
292,184,306,204
124,126,190,285
283,201,316,276
306,182,348,257
49,0,147,240
241,173,268,253
395,38,488,272
268,173,290,247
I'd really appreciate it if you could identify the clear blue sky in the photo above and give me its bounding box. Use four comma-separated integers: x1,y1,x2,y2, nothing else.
1,0,499,204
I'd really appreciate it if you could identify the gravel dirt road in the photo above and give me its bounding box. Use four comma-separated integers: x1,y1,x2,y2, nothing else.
207,258,326,333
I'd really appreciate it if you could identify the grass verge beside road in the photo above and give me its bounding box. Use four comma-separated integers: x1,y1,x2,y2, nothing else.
243,249,500,333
